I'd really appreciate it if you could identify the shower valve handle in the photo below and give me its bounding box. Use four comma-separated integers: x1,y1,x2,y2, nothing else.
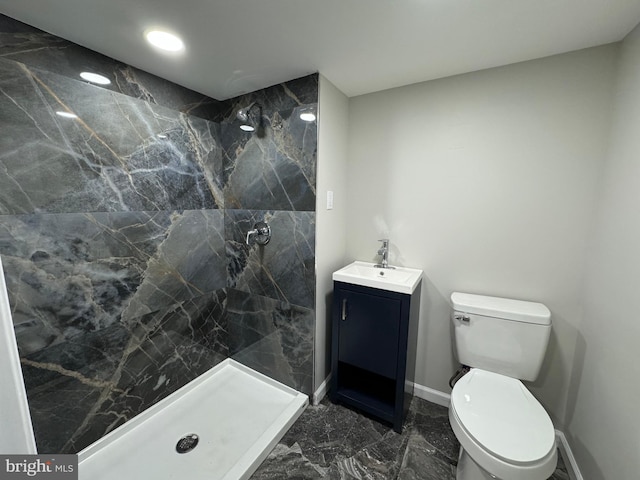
246,222,271,245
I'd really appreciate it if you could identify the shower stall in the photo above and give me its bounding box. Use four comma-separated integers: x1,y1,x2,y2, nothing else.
0,13,320,477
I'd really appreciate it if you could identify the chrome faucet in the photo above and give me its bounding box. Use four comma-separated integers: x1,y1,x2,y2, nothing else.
375,239,394,269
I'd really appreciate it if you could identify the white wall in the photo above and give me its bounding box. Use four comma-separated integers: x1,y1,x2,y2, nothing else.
346,45,618,426
315,75,349,394
567,24,640,480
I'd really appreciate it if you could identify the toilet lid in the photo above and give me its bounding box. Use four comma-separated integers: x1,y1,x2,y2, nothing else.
451,369,555,464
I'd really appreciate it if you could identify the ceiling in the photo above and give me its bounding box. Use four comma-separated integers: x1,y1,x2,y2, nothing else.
1,0,640,100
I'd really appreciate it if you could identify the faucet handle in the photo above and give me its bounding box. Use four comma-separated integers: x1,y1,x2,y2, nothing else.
246,221,271,245
378,238,389,246
246,228,259,245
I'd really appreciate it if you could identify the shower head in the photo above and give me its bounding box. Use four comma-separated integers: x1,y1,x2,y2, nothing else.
236,102,256,123
236,102,264,136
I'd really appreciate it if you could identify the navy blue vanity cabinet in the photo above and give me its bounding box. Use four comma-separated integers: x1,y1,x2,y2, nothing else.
330,281,421,433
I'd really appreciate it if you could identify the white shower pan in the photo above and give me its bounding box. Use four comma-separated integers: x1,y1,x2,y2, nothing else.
79,359,308,480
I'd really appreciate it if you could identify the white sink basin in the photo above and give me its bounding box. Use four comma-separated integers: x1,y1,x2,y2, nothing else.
333,261,423,294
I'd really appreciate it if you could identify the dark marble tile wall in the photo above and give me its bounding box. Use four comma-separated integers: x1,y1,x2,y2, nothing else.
0,57,222,214
23,291,227,453
0,12,319,454
0,14,223,120
219,76,319,211
1,211,173,354
0,12,231,454
227,289,313,395
225,210,315,309
219,75,318,395
0,210,228,453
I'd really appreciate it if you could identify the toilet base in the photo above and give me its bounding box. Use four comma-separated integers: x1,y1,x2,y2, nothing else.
456,447,498,480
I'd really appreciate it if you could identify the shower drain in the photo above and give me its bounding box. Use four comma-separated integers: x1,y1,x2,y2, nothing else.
176,433,199,454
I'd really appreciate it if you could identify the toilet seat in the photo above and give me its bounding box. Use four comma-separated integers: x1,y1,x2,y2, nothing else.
450,368,557,479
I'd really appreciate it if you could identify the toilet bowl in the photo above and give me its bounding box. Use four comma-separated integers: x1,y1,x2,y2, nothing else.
449,368,557,480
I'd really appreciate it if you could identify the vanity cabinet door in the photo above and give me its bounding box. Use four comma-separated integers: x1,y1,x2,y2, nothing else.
331,280,421,433
337,288,402,379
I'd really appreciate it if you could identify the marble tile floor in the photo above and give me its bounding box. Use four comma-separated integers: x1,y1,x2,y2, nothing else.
251,396,569,480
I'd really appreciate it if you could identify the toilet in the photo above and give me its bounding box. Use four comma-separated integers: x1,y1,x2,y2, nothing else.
448,292,557,480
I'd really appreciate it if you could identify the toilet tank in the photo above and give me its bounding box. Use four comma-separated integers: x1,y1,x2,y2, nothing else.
451,292,551,381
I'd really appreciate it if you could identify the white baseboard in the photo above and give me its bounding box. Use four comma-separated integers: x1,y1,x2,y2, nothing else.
312,373,331,405
411,382,451,408
555,430,584,480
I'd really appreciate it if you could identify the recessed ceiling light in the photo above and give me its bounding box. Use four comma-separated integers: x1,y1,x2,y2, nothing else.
80,71,111,85
55,111,78,119
145,30,185,52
